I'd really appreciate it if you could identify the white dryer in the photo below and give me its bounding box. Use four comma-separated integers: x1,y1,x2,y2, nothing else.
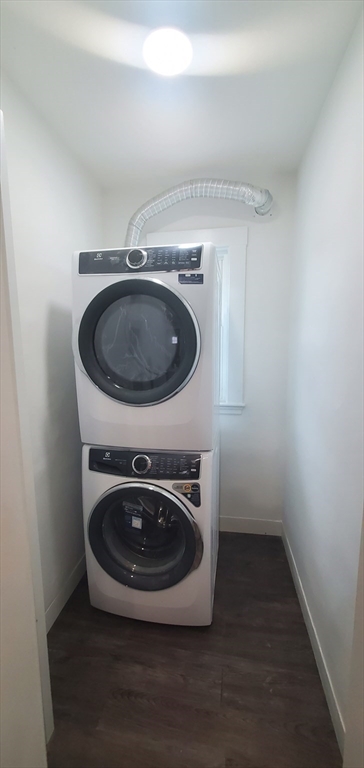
82,444,219,626
72,243,219,451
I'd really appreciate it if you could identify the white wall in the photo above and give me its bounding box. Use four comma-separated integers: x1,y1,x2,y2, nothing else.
1,129,47,768
1,77,102,629
284,20,363,750
102,171,296,533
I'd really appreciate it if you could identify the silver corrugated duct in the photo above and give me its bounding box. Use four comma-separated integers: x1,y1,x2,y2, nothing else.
125,178,273,246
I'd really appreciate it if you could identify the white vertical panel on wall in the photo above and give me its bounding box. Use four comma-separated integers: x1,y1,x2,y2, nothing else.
1,114,48,768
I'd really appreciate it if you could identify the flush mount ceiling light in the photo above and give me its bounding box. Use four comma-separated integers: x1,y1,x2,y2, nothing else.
143,27,193,76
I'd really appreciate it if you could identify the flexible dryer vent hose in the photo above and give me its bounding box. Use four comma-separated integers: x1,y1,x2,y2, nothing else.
125,178,273,246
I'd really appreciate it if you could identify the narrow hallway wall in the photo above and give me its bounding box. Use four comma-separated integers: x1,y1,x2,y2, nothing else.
284,19,363,748
1,76,103,629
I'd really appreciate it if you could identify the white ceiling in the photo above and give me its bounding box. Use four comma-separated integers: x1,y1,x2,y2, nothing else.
1,0,361,187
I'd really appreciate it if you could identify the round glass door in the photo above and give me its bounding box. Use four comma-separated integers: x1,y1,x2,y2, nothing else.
88,484,202,591
78,279,200,405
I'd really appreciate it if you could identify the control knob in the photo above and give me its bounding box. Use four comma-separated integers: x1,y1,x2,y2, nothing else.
132,454,152,475
126,248,148,269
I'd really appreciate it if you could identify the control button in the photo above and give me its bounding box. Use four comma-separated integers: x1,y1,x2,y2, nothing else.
191,484,200,493
132,454,151,474
126,249,148,269
190,492,201,507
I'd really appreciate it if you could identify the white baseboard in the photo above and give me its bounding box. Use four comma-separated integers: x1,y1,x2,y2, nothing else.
282,531,345,753
45,554,86,632
219,517,282,536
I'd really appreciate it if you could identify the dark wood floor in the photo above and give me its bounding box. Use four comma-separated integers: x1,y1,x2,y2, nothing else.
47,533,341,768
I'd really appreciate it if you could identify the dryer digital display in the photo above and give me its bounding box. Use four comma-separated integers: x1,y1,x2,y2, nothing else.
79,245,202,274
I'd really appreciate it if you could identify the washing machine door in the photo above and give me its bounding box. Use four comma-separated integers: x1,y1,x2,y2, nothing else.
78,279,200,405
88,483,203,591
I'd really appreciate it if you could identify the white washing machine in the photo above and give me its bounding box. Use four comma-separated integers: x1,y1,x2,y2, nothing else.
82,444,219,625
72,243,220,451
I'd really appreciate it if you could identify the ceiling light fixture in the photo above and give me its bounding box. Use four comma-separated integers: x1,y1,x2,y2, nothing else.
143,27,193,77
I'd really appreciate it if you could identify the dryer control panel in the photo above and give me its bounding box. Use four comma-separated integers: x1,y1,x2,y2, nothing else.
89,448,201,480
79,245,202,274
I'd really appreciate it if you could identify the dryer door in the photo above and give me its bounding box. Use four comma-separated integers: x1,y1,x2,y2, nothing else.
88,483,203,591
78,279,200,405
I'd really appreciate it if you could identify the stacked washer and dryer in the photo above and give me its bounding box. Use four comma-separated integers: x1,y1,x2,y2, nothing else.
72,242,220,625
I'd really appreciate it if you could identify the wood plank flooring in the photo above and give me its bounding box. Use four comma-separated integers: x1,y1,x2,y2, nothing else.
47,533,342,768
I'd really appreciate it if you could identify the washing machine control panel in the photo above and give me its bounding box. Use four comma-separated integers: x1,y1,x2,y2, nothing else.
89,448,201,480
79,245,202,274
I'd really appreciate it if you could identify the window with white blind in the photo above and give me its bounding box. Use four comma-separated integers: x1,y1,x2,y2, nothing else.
146,227,248,413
